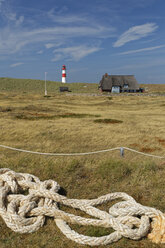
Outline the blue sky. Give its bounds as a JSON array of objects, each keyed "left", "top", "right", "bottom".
[{"left": 0, "top": 0, "right": 165, "bottom": 83}]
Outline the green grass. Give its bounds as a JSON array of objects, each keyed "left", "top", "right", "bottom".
[
  {"left": 0, "top": 77, "right": 98, "bottom": 94},
  {"left": 0, "top": 77, "right": 165, "bottom": 95}
]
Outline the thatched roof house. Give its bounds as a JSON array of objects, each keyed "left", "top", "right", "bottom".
[{"left": 99, "top": 74, "right": 139, "bottom": 93}]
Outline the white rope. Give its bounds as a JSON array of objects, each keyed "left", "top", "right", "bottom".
[
  {"left": 123, "top": 147, "right": 165, "bottom": 159},
  {"left": 0, "top": 144, "right": 120, "bottom": 156},
  {"left": 0, "top": 144, "right": 164, "bottom": 159},
  {"left": 0, "top": 168, "right": 164, "bottom": 246}
]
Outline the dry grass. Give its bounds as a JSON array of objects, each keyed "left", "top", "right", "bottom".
[
  {"left": 141, "top": 83, "right": 165, "bottom": 94},
  {"left": 0, "top": 81, "right": 165, "bottom": 248}
]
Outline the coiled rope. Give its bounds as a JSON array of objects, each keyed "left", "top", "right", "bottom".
[
  {"left": 0, "top": 168, "right": 165, "bottom": 246},
  {"left": 0, "top": 144, "right": 165, "bottom": 158}
]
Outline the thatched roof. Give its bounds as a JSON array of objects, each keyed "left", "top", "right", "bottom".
[{"left": 99, "top": 74, "right": 139, "bottom": 91}]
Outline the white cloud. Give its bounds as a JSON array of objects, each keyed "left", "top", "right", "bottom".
[
  {"left": 45, "top": 43, "right": 56, "bottom": 49},
  {"left": 26, "top": 26, "right": 111, "bottom": 38},
  {"left": 45, "top": 42, "right": 63, "bottom": 49},
  {"left": 119, "top": 44, "right": 165, "bottom": 55},
  {"left": 1, "top": 3, "right": 24, "bottom": 26},
  {"left": 10, "top": 62, "right": 24, "bottom": 67},
  {"left": 15, "top": 15, "right": 24, "bottom": 26},
  {"left": 4, "top": 11, "right": 17, "bottom": 21},
  {"left": 0, "top": 4, "right": 115, "bottom": 63},
  {"left": 54, "top": 15, "right": 87, "bottom": 23},
  {"left": 37, "top": 50, "right": 43, "bottom": 54},
  {"left": 0, "top": 24, "right": 112, "bottom": 55},
  {"left": 52, "top": 45, "right": 102, "bottom": 61},
  {"left": 114, "top": 23, "right": 158, "bottom": 47},
  {"left": 51, "top": 54, "right": 63, "bottom": 62},
  {"left": 47, "top": 8, "right": 87, "bottom": 24}
]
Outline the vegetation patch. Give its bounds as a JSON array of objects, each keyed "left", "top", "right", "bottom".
[
  {"left": 94, "top": 118, "right": 123, "bottom": 124},
  {"left": 97, "top": 160, "right": 132, "bottom": 181},
  {"left": 140, "top": 147, "right": 160, "bottom": 153},
  {"left": 44, "top": 95, "right": 51, "bottom": 98},
  {"left": 0, "top": 107, "right": 12, "bottom": 112},
  {"left": 15, "top": 112, "right": 100, "bottom": 120},
  {"left": 84, "top": 226, "right": 112, "bottom": 237},
  {"left": 107, "top": 96, "right": 113, "bottom": 100},
  {"left": 129, "top": 143, "right": 140, "bottom": 148},
  {"left": 156, "top": 138, "right": 165, "bottom": 147},
  {"left": 22, "top": 105, "right": 52, "bottom": 112}
]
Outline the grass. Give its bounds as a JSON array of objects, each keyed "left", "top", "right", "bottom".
[
  {"left": 0, "top": 78, "right": 165, "bottom": 248},
  {"left": 0, "top": 77, "right": 99, "bottom": 94},
  {"left": 0, "top": 77, "right": 165, "bottom": 94}
]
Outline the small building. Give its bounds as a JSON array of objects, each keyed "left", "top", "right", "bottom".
[
  {"left": 99, "top": 73, "right": 140, "bottom": 93},
  {"left": 59, "top": 86, "right": 71, "bottom": 92}
]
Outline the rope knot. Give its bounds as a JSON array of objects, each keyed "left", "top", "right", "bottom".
[
  {"left": 148, "top": 214, "right": 165, "bottom": 243},
  {"left": 0, "top": 168, "right": 164, "bottom": 246}
]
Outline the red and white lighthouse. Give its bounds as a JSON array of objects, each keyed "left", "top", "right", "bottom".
[{"left": 62, "top": 65, "right": 66, "bottom": 83}]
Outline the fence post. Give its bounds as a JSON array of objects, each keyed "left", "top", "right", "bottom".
[{"left": 120, "top": 147, "right": 124, "bottom": 157}]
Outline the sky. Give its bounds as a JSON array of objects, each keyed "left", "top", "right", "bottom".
[{"left": 0, "top": 0, "right": 165, "bottom": 84}]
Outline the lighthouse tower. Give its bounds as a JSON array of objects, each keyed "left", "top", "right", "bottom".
[{"left": 62, "top": 65, "right": 66, "bottom": 83}]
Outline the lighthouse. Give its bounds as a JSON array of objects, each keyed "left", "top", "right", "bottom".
[{"left": 62, "top": 65, "right": 66, "bottom": 83}]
